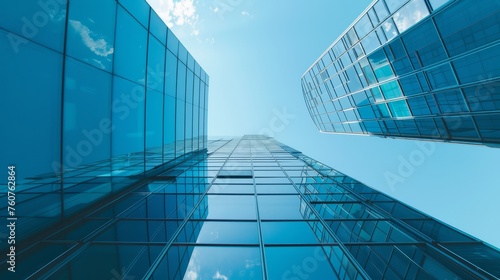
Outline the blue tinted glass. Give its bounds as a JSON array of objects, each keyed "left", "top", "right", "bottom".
[
  {"left": 385, "top": 0, "right": 406, "bottom": 13},
  {"left": 402, "top": 20, "right": 446, "bottom": 69},
  {"left": 393, "top": 0, "right": 429, "bottom": 33},
  {"left": 146, "top": 90, "right": 163, "bottom": 151},
  {"left": 118, "top": 0, "right": 150, "bottom": 27},
  {"left": 165, "top": 50, "right": 178, "bottom": 98},
  {"left": 193, "top": 221, "right": 259, "bottom": 244},
  {"left": 150, "top": 9, "right": 167, "bottom": 44},
  {"left": 147, "top": 35, "right": 165, "bottom": 91},
  {"left": 67, "top": 0, "right": 115, "bottom": 71},
  {"left": 265, "top": 246, "right": 352, "bottom": 279},
  {"left": 114, "top": 6, "right": 147, "bottom": 84},
  {"left": 186, "top": 70, "right": 194, "bottom": 104},
  {"left": 112, "top": 76, "right": 145, "bottom": 157},
  {"left": 258, "top": 195, "right": 307, "bottom": 219},
  {"left": 361, "top": 31, "right": 381, "bottom": 55},
  {"left": 377, "top": 104, "right": 391, "bottom": 117},
  {"left": 388, "top": 100, "right": 411, "bottom": 117},
  {"left": 0, "top": 32, "right": 62, "bottom": 179},
  {"left": 374, "top": 1, "right": 390, "bottom": 21},
  {"left": 369, "top": 49, "right": 394, "bottom": 81},
  {"left": 474, "top": 114, "right": 500, "bottom": 141},
  {"left": 429, "top": 0, "right": 450, "bottom": 10},
  {"left": 177, "top": 62, "right": 187, "bottom": 101},
  {"left": 64, "top": 57, "right": 112, "bottom": 166},
  {"left": 204, "top": 195, "right": 257, "bottom": 219},
  {"left": 166, "top": 29, "right": 179, "bottom": 55},
  {"left": 155, "top": 246, "right": 263, "bottom": 279},
  {"left": 262, "top": 222, "right": 319, "bottom": 244},
  {"left": 355, "top": 14, "right": 372, "bottom": 38},
  {"left": 463, "top": 82, "right": 500, "bottom": 112},
  {"left": 0, "top": 0, "right": 67, "bottom": 52},
  {"left": 443, "top": 116, "right": 480, "bottom": 140},
  {"left": 435, "top": 90, "right": 468, "bottom": 113},
  {"left": 380, "top": 81, "right": 402, "bottom": 99},
  {"left": 453, "top": 44, "right": 500, "bottom": 84},
  {"left": 164, "top": 95, "right": 176, "bottom": 160},
  {"left": 399, "top": 75, "right": 422, "bottom": 96},
  {"left": 426, "top": 63, "right": 457, "bottom": 89},
  {"left": 178, "top": 43, "right": 188, "bottom": 65},
  {"left": 175, "top": 96, "right": 185, "bottom": 153},
  {"left": 407, "top": 97, "right": 431, "bottom": 116}
]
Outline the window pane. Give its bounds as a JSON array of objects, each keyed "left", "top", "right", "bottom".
[
  {"left": 64, "top": 57, "right": 112, "bottom": 166},
  {"left": 67, "top": 0, "right": 115, "bottom": 71},
  {"left": 114, "top": 6, "right": 147, "bottom": 84},
  {"left": 388, "top": 100, "right": 411, "bottom": 117},
  {"left": 393, "top": 0, "right": 429, "bottom": 33},
  {"left": 147, "top": 36, "right": 165, "bottom": 91},
  {"left": 0, "top": 0, "right": 67, "bottom": 51}
]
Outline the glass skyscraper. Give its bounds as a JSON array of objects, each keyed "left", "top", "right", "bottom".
[
  {"left": 1, "top": 135, "right": 498, "bottom": 279},
  {"left": 301, "top": 0, "right": 500, "bottom": 146},
  {"left": 0, "top": 0, "right": 208, "bottom": 252}
]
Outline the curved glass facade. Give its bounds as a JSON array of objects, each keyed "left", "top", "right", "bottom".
[
  {"left": 302, "top": 0, "right": 500, "bottom": 146},
  {"left": 0, "top": 0, "right": 208, "bottom": 248}
]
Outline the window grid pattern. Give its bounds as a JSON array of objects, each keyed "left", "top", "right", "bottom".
[
  {"left": 2, "top": 136, "right": 498, "bottom": 279},
  {"left": 0, "top": 0, "right": 208, "bottom": 251},
  {"left": 301, "top": 0, "right": 500, "bottom": 146}
]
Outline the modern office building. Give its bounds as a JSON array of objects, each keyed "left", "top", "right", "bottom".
[
  {"left": 0, "top": 135, "right": 498, "bottom": 279},
  {"left": 0, "top": 0, "right": 208, "bottom": 251},
  {"left": 301, "top": 0, "right": 500, "bottom": 146}
]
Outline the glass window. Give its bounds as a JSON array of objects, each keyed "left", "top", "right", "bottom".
[
  {"left": 380, "top": 81, "right": 402, "bottom": 99},
  {"left": 359, "top": 59, "right": 377, "bottom": 85},
  {"left": 191, "top": 221, "right": 259, "bottom": 244},
  {"left": 146, "top": 90, "right": 163, "bottom": 151},
  {"left": 355, "top": 14, "right": 373, "bottom": 38},
  {"left": 150, "top": 10, "right": 167, "bottom": 44},
  {"left": 474, "top": 114, "right": 500, "bottom": 141},
  {"left": 0, "top": 32, "right": 63, "bottom": 180},
  {"left": 381, "top": 18, "right": 398, "bottom": 41},
  {"left": 204, "top": 195, "right": 257, "bottom": 220},
  {"left": 429, "top": 0, "right": 450, "bottom": 10},
  {"left": 66, "top": 0, "right": 116, "bottom": 72},
  {"left": 345, "top": 66, "right": 362, "bottom": 92},
  {"left": 371, "top": 87, "right": 384, "bottom": 102},
  {"left": 377, "top": 104, "right": 391, "bottom": 118},
  {"left": 402, "top": 20, "right": 446, "bottom": 69},
  {"left": 393, "top": 0, "right": 429, "bottom": 33},
  {"left": 114, "top": 6, "right": 147, "bottom": 84},
  {"left": 265, "top": 246, "right": 354, "bottom": 279},
  {"left": 361, "top": 31, "right": 381, "bottom": 55},
  {"left": 399, "top": 75, "right": 422, "bottom": 96},
  {"left": 434, "top": 90, "right": 468, "bottom": 113},
  {"left": 453, "top": 45, "right": 500, "bottom": 84},
  {"left": 353, "top": 91, "right": 370, "bottom": 106},
  {"left": 258, "top": 195, "right": 306, "bottom": 219},
  {"left": 147, "top": 35, "right": 165, "bottom": 91},
  {"left": 165, "top": 50, "right": 178, "bottom": 98},
  {"left": 166, "top": 29, "right": 179, "bottom": 55},
  {"left": 358, "top": 106, "right": 376, "bottom": 120},
  {"left": 385, "top": 0, "right": 407, "bottom": 13},
  {"left": 374, "top": 0, "right": 390, "bottom": 21},
  {"left": 463, "top": 82, "right": 500, "bottom": 112},
  {"left": 64, "top": 57, "right": 112, "bottom": 166},
  {"left": 368, "top": 49, "right": 394, "bottom": 81},
  {"left": 112, "top": 76, "right": 145, "bottom": 157},
  {"left": 262, "top": 222, "right": 319, "bottom": 244},
  {"left": 443, "top": 116, "right": 480, "bottom": 140},
  {"left": 118, "top": 0, "right": 150, "bottom": 27},
  {"left": 388, "top": 100, "right": 411, "bottom": 117},
  {"left": 407, "top": 96, "right": 431, "bottom": 116},
  {"left": 426, "top": 63, "right": 457, "bottom": 90},
  {"left": 155, "top": 246, "right": 263, "bottom": 279},
  {"left": 164, "top": 95, "right": 176, "bottom": 160},
  {"left": 0, "top": 0, "right": 67, "bottom": 52}
]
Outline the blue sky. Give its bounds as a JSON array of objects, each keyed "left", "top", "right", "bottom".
[{"left": 147, "top": 0, "right": 500, "bottom": 248}]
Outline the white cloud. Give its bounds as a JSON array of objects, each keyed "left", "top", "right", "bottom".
[
  {"left": 213, "top": 271, "right": 229, "bottom": 280},
  {"left": 148, "top": 0, "right": 200, "bottom": 35},
  {"left": 241, "top": 11, "right": 250, "bottom": 16},
  {"left": 68, "top": 20, "right": 114, "bottom": 58}
]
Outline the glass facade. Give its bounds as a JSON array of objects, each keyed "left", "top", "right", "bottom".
[
  {"left": 1, "top": 136, "right": 499, "bottom": 279},
  {"left": 301, "top": 0, "right": 500, "bottom": 147},
  {"left": 0, "top": 0, "right": 208, "bottom": 249}
]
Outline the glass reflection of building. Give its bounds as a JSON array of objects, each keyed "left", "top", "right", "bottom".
[
  {"left": 301, "top": 0, "right": 500, "bottom": 147},
  {"left": 2, "top": 136, "right": 499, "bottom": 279}
]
